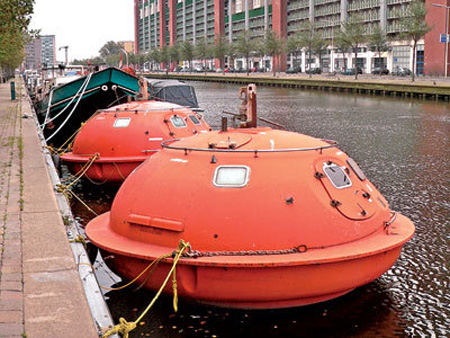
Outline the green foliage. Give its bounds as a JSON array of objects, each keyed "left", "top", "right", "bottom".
[
  {"left": 253, "top": 37, "right": 266, "bottom": 59},
  {"left": 264, "top": 30, "right": 285, "bottom": 76},
  {"left": 286, "top": 33, "right": 301, "bottom": 55},
  {"left": 195, "top": 38, "right": 212, "bottom": 62},
  {"left": 148, "top": 48, "right": 161, "bottom": 64},
  {"left": 129, "top": 53, "right": 146, "bottom": 68},
  {"left": 213, "top": 35, "right": 229, "bottom": 70},
  {"left": 234, "top": 31, "right": 255, "bottom": 73},
  {"left": 180, "top": 40, "right": 194, "bottom": 69},
  {"left": 0, "top": 0, "right": 35, "bottom": 70},
  {"left": 169, "top": 44, "right": 180, "bottom": 64},
  {"left": 336, "top": 15, "right": 367, "bottom": 79},
  {"left": 368, "top": 26, "right": 390, "bottom": 57},
  {"left": 99, "top": 41, "right": 121, "bottom": 58},
  {"left": 399, "top": 0, "right": 431, "bottom": 81},
  {"left": 399, "top": 0, "right": 431, "bottom": 42}
]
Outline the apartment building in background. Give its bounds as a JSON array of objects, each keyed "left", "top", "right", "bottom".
[
  {"left": 134, "top": 0, "right": 449, "bottom": 75},
  {"left": 24, "top": 35, "right": 56, "bottom": 70}
]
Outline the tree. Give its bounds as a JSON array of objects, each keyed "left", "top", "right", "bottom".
[
  {"left": 99, "top": 41, "right": 121, "bottom": 58},
  {"left": 129, "top": 52, "right": 145, "bottom": 70},
  {"left": 169, "top": 43, "right": 180, "bottom": 71},
  {"left": 0, "top": 0, "right": 36, "bottom": 79},
  {"left": 264, "top": 30, "right": 285, "bottom": 77},
  {"left": 334, "top": 30, "right": 351, "bottom": 72},
  {"left": 313, "top": 35, "right": 328, "bottom": 73},
  {"left": 253, "top": 37, "right": 266, "bottom": 71},
  {"left": 235, "top": 31, "right": 255, "bottom": 75},
  {"left": 227, "top": 41, "right": 238, "bottom": 71},
  {"left": 368, "top": 26, "right": 390, "bottom": 72},
  {"left": 160, "top": 45, "right": 170, "bottom": 75},
  {"left": 298, "top": 22, "right": 328, "bottom": 77},
  {"left": 180, "top": 40, "right": 194, "bottom": 72},
  {"left": 336, "top": 15, "right": 367, "bottom": 79},
  {"left": 399, "top": 0, "right": 431, "bottom": 82},
  {"left": 213, "top": 35, "right": 229, "bottom": 74},
  {"left": 195, "top": 37, "right": 212, "bottom": 74},
  {"left": 286, "top": 33, "right": 302, "bottom": 70},
  {"left": 148, "top": 48, "right": 161, "bottom": 71}
]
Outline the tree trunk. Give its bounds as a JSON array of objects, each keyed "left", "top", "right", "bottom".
[
  {"left": 411, "top": 41, "right": 416, "bottom": 82},
  {"left": 246, "top": 55, "right": 250, "bottom": 76},
  {"left": 308, "top": 51, "right": 312, "bottom": 78},
  {"left": 272, "top": 56, "right": 276, "bottom": 77},
  {"left": 354, "top": 50, "right": 358, "bottom": 80}
]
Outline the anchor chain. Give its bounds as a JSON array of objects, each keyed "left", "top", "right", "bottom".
[{"left": 183, "top": 244, "right": 308, "bottom": 258}]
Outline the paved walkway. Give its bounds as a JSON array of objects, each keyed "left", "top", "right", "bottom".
[{"left": 0, "top": 79, "right": 98, "bottom": 337}]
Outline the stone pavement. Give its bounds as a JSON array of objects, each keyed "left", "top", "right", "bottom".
[{"left": 0, "top": 79, "right": 98, "bottom": 337}]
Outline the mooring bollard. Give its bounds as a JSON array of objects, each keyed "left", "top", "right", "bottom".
[{"left": 10, "top": 81, "right": 16, "bottom": 100}]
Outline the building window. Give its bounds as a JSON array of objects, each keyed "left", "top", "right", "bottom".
[{"left": 392, "top": 45, "right": 410, "bottom": 70}]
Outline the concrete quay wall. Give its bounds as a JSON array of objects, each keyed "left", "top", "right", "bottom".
[
  {"left": 144, "top": 72, "right": 450, "bottom": 101},
  {"left": 0, "top": 79, "right": 113, "bottom": 338}
]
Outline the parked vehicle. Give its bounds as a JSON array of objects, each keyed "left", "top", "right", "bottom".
[
  {"left": 341, "top": 68, "right": 363, "bottom": 75},
  {"left": 305, "top": 67, "right": 322, "bottom": 74},
  {"left": 195, "top": 66, "right": 206, "bottom": 73},
  {"left": 286, "top": 66, "right": 301, "bottom": 74},
  {"left": 391, "top": 67, "right": 412, "bottom": 77},
  {"left": 372, "top": 67, "right": 389, "bottom": 75},
  {"left": 251, "top": 67, "right": 266, "bottom": 73}
]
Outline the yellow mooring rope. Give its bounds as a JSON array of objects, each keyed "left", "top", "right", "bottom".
[
  {"left": 55, "top": 153, "right": 100, "bottom": 216},
  {"left": 102, "top": 240, "right": 190, "bottom": 338}
]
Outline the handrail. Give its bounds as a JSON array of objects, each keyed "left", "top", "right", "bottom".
[{"left": 161, "top": 138, "right": 338, "bottom": 153}]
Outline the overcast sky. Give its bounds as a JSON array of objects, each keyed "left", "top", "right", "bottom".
[{"left": 30, "top": 0, "right": 134, "bottom": 62}]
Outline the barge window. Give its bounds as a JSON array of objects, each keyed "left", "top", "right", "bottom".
[
  {"left": 113, "top": 117, "right": 131, "bottom": 128},
  {"left": 170, "top": 115, "right": 187, "bottom": 128},
  {"left": 323, "top": 163, "right": 352, "bottom": 189},
  {"left": 188, "top": 114, "right": 201, "bottom": 125},
  {"left": 213, "top": 166, "right": 250, "bottom": 188}
]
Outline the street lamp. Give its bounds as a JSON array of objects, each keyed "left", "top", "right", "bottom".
[
  {"left": 121, "top": 48, "right": 129, "bottom": 67},
  {"left": 59, "top": 46, "right": 69, "bottom": 65},
  {"left": 432, "top": 3, "right": 450, "bottom": 78}
]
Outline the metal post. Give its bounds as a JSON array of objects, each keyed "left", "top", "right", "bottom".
[
  {"left": 121, "top": 48, "right": 129, "bottom": 67},
  {"left": 10, "top": 81, "right": 15, "bottom": 100}
]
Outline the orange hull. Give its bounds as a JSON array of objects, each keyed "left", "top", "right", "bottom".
[
  {"left": 86, "top": 128, "right": 415, "bottom": 308},
  {"left": 61, "top": 100, "right": 210, "bottom": 183},
  {"left": 90, "top": 213, "right": 413, "bottom": 309}
]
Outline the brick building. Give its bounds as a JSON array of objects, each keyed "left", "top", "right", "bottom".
[{"left": 134, "top": 0, "right": 446, "bottom": 75}]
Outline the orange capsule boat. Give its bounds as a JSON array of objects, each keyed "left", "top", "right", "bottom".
[
  {"left": 86, "top": 85, "right": 414, "bottom": 309},
  {"left": 60, "top": 101, "right": 210, "bottom": 183}
]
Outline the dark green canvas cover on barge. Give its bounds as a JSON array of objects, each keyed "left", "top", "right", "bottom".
[{"left": 146, "top": 79, "right": 199, "bottom": 108}]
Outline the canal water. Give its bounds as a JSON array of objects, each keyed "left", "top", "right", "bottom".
[{"left": 72, "top": 82, "right": 449, "bottom": 337}]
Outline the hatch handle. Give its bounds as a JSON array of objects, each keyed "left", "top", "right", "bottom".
[{"left": 128, "top": 214, "right": 185, "bottom": 232}]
